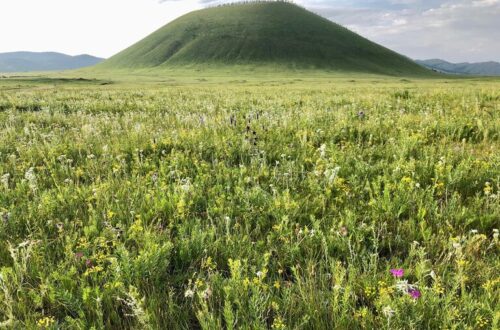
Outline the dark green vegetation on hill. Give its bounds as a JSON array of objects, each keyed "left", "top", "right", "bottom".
[
  {"left": 99, "top": 2, "right": 430, "bottom": 76},
  {"left": 0, "top": 75, "right": 498, "bottom": 329},
  {"left": 0, "top": 52, "right": 104, "bottom": 73}
]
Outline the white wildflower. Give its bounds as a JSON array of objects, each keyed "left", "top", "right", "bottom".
[
  {"left": 151, "top": 172, "right": 158, "bottom": 184},
  {"left": 184, "top": 289, "right": 195, "bottom": 298},
  {"left": 18, "top": 240, "right": 32, "bottom": 248},
  {"left": 180, "top": 179, "right": 192, "bottom": 193},
  {"left": 325, "top": 166, "right": 341, "bottom": 184},
  {"left": 1, "top": 173, "right": 10, "bottom": 189},
  {"left": 318, "top": 144, "right": 327, "bottom": 158},
  {"left": 382, "top": 306, "right": 395, "bottom": 318},
  {"left": 24, "top": 167, "right": 37, "bottom": 192},
  {"left": 395, "top": 280, "right": 410, "bottom": 293}
]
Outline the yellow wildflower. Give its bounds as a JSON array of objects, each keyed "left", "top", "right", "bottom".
[
  {"left": 271, "top": 316, "right": 286, "bottom": 330},
  {"left": 37, "top": 316, "right": 55, "bottom": 328}
]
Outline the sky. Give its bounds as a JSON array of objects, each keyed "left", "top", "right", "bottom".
[{"left": 0, "top": 0, "right": 498, "bottom": 63}]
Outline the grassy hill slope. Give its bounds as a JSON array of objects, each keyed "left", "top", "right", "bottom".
[{"left": 98, "top": 2, "right": 431, "bottom": 76}]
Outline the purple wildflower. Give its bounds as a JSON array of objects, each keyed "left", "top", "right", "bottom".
[
  {"left": 408, "top": 288, "right": 421, "bottom": 299},
  {"left": 390, "top": 269, "right": 404, "bottom": 278}
]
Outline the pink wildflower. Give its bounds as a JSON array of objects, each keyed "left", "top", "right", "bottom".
[
  {"left": 390, "top": 268, "right": 404, "bottom": 278},
  {"left": 408, "top": 288, "right": 421, "bottom": 299}
]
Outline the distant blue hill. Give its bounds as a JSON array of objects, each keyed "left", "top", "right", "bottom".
[
  {"left": 416, "top": 59, "right": 500, "bottom": 76},
  {"left": 0, "top": 51, "right": 104, "bottom": 73}
]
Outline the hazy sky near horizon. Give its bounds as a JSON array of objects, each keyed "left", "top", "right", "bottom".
[{"left": 0, "top": 0, "right": 498, "bottom": 62}]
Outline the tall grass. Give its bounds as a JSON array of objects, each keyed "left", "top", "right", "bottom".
[{"left": 0, "top": 79, "right": 498, "bottom": 329}]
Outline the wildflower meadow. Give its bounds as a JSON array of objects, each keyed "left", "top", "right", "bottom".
[{"left": 0, "top": 77, "right": 499, "bottom": 329}]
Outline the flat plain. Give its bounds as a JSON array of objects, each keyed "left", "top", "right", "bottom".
[{"left": 0, "top": 73, "right": 499, "bottom": 329}]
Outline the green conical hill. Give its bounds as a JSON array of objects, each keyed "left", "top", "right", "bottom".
[{"left": 99, "top": 1, "right": 430, "bottom": 75}]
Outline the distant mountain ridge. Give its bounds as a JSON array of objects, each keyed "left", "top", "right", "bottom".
[
  {"left": 0, "top": 52, "right": 104, "bottom": 73},
  {"left": 416, "top": 59, "right": 500, "bottom": 76}
]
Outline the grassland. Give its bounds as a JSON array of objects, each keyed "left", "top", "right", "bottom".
[
  {"left": 98, "top": 2, "right": 429, "bottom": 76},
  {"left": 0, "top": 74, "right": 499, "bottom": 329}
]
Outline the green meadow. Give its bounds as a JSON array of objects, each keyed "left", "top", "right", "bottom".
[{"left": 0, "top": 73, "right": 499, "bottom": 329}]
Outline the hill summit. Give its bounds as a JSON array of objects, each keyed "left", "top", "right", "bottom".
[{"left": 100, "top": 1, "right": 430, "bottom": 75}]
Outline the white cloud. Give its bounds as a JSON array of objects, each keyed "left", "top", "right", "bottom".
[
  {"left": 0, "top": 0, "right": 498, "bottom": 62},
  {"left": 303, "top": 0, "right": 500, "bottom": 62},
  {"left": 0, "top": 0, "right": 202, "bottom": 58}
]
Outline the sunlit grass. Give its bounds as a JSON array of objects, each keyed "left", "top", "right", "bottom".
[{"left": 0, "top": 76, "right": 499, "bottom": 329}]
